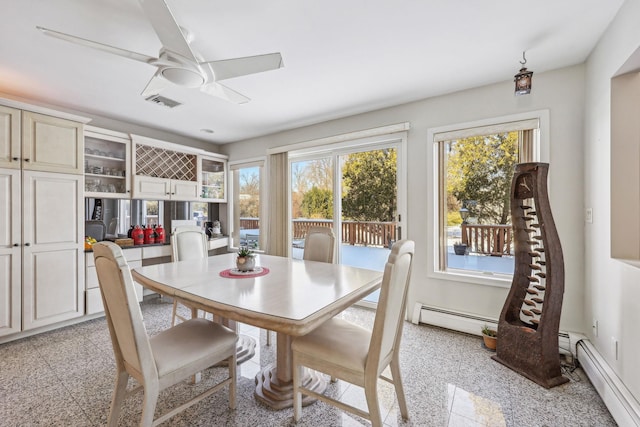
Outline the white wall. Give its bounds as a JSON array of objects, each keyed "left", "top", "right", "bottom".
[
  {"left": 584, "top": 0, "right": 640, "bottom": 402},
  {"left": 222, "top": 63, "right": 587, "bottom": 333}
]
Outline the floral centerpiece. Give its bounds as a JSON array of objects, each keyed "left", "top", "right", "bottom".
[{"left": 236, "top": 246, "right": 256, "bottom": 271}]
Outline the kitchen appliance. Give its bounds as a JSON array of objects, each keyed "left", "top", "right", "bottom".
[{"left": 85, "top": 220, "right": 106, "bottom": 241}]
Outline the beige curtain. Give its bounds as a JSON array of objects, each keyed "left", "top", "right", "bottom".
[
  {"left": 518, "top": 129, "right": 534, "bottom": 162},
  {"left": 267, "top": 152, "right": 289, "bottom": 256}
]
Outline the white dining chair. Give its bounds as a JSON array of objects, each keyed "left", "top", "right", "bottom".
[
  {"left": 170, "top": 225, "right": 210, "bottom": 325},
  {"left": 92, "top": 241, "right": 237, "bottom": 427},
  {"left": 291, "top": 239, "right": 415, "bottom": 427},
  {"left": 265, "top": 226, "right": 336, "bottom": 345},
  {"left": 302, "top": 226, "right": 335, "bottom": 263}
]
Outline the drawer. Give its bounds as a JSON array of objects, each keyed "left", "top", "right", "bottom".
[
  {"left": 208, "top": 237, "right": 229, "bottom": 250},
  {"left": 125, "top": 247, "right": 142, "bottom": 261},
  {"left": 86, "top": 246, "right": 142, "bottom": 263},
  {"left": 142, "top": 245, "right": 171, "bottom": 259},
  {"left": 86, "top": 265, "right": 98, "bottom": 289},
  {"left": 86, "top": 288, "right": 104, "bottom": 314}
]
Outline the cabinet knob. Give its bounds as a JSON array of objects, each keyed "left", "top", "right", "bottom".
[
  {"left": 13, "top": 243, "right": 19, "bottom": 247},
  {"left": 24, "top": 158, "right": 30, "bottom": 162},
  {"left": 24, "top": 243, "right": 31, "bottom": 247},
  {"left": 12, "top": 157, "right": 19, "bottom": 161}
]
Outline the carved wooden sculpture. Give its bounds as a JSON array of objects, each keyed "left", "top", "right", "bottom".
[{"left": 492, "top": 163, "right": 568, "bottom": 388}]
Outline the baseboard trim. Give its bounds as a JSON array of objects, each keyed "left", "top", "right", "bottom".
[{"left": 577, "top": 340, "right": 640, "bottom": 427}]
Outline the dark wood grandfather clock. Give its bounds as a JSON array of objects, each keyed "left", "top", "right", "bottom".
[{"left": 492, "top": 162, "right": 568, "bottom": 388}]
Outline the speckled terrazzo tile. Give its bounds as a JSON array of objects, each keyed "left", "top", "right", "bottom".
[
  {"left": 447, "top": 411, "right": 485, "bottom": 427},
  {"left": 448, "top": 385, "right": 508, "bottom": 427},
  {"left": 1, "top": 379, "right": 92, "bottom": 426},
  {"left": 506, "top": 372, "right": 604, "bottom": 427},
  {"left": 0, "top": 303, "right": 617, "bottom": 426},
  {"left": 0, "top": 346, "right": 58, "bottom": 395}
]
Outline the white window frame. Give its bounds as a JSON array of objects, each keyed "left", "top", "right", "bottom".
[
  {"left": 228, "top": 157, "right": 267, "bottom": 252},
  {"left": 287, "top": 132, "right": 408, "bottom": 263},
  {"left": 428, "top": 110, "right": 550, "bottom": 288}
]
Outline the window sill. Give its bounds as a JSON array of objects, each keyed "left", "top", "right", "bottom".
[{"left": 429, "top": 269, "right": 512, "bottom": 288}]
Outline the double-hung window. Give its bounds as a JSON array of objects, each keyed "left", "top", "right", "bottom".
[{"left": 434, "top": 116, "right": 542, "bottom": 280}]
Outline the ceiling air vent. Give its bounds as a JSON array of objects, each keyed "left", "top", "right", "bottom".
[{"left": 145, "top": 95, "right": 182, "bottom": 109}]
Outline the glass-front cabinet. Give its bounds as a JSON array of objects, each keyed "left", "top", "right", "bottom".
[
  {"left": 84, "top": 126, "right": 130, "bottom": 198},
  {"left": 199, "top": 155, "right": 226, "bottom": 202}
]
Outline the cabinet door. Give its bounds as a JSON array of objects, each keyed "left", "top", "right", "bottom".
[
  {"left": 200, "top": 156, "right": 226, "bottom": 202},
  {"left": 0, "top": 169, "right": 21, "bottom": 336},
  {"left": 0, "top": 105, "right": 21, "bottom": 169},
  {"left": 171, "top": 179, "right": 199, "bottom": 200},
  {"left": 84, "top": 127, "right": 131, "bottom": 198},
  {"left": 22, "top": 171, "right": 84, "bottom": 330},
  {"left": 132, "top": 175, "right": 172, "bottom": 200},
  {"left": 22, "top": 111, "right": 83, "bottom": 174}
]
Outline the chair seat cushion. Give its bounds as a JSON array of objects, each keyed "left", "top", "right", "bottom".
[
  {"left": 150, "top": 318, "right": 237, "bottom": 378},
  {"left": 292, "top": 317, "right": 371, "bottom": 374}
]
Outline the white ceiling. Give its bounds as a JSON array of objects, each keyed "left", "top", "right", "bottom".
[{"left": 0, "top": 0, "right": 625, "bottom": 144}]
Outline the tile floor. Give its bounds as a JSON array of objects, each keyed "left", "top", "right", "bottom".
[{"left": 0, "top": 296, "right": 616, "bottom": 426}]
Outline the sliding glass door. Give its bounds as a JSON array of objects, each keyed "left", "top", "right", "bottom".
[{"left": 289, "top": 138, "right": 403, "bottom": 306}]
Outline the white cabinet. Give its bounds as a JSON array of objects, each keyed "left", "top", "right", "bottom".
[
  {"left": 84, "top": 126, "right": 131, "bottom": 198},
  {"left": 21, "top": 171, "right": 85, "bottom": 330},
  {"left": 0, "top": 169, "right": 21, "bottom": 336},
  {"left": 132, "top": 175, "right": 199, "bottom": 200},
  {"left": 199, "top": 155, "right": 226, "bottom": 202},
  {"left": 1, "top": 108, "right": 83, "bottom": 174},
  {"left": 0, "top": 105, "right": 20, "bottom": 169},
  {"left": 131, "top": 134, "right": 227, "bottom": 202},
  {"left": 22, "top": 111, "right": 84, "bottom": 175},
  {"left": 0, "top": 100, "right": 87, "bottom": 337}
]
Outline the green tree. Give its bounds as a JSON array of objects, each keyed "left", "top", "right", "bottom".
[
  {"left": 239, "top": 169, "right": 260, "bottom": 218},
  {"left": 300, "top": 187, "right": 333, "bottom": 219},
  {"left": 342, "top": 149, "right": 397, "bottom": 221},
  {"left": 447, "top": 132, "right": 518, "bottom": 224}
]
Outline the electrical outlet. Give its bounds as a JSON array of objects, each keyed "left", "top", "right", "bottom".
[
  {"left": 585, "top": 208, "right": 593, "bottom": 223},
  {"left": 592, "top": 319, "right": 598, "bottom": 337}
]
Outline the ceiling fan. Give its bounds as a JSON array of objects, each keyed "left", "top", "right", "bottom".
[{"left": 36, "top": 0, "right": 283, "bottom": 104}]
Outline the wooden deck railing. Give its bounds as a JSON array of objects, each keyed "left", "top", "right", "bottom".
[
  {"left": 239, "top": 218, "right": 397, "bottom": 248},
  {"left": 461, "top": 224, "right": 513, "bottom": 256},
  {"left": 239, "top": 218, "right": 260, "bottom": 229}
]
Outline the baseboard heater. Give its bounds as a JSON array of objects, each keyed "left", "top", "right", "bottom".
[
  {"left": 412, "top": 303, "right": 640, "bottom": 426},
  {"left": 577, "top": 340, "right": 640, "bottom": 427},
  {"left": 410, "top": 303, "right": 569, "bottom": 352}
]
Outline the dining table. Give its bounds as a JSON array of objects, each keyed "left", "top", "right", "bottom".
[{"left": 131, "top": 252, "right": 383, "bottom": 409}]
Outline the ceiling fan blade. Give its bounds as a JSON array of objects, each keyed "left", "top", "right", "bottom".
[
  {"left": 36, "top": 26, "right": 156, "bottom": 63},
  {"left": 141, "top": 71, "right": 171, "bottom": 97},
  {"left": 205, "top": 53, "right": 284, "bottom": 81},
  {"left": 138, "top": 0, "right": 197, "bottom": 62},
  {"left": 201, "top": 82, "right": 250, "bottom": 104}
]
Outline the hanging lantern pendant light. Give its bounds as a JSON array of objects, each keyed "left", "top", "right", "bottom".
[{"left": 514, "top": 51, "right": 533, "bottom": 96}]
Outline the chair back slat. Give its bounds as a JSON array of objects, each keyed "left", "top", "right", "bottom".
[{"left": 368, "top": 240, "right": 414, "bottom": 375}]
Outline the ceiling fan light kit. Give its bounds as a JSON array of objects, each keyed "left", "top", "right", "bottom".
[{"left": 37, "top": 0, "right": 283, "bottom": 104}]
